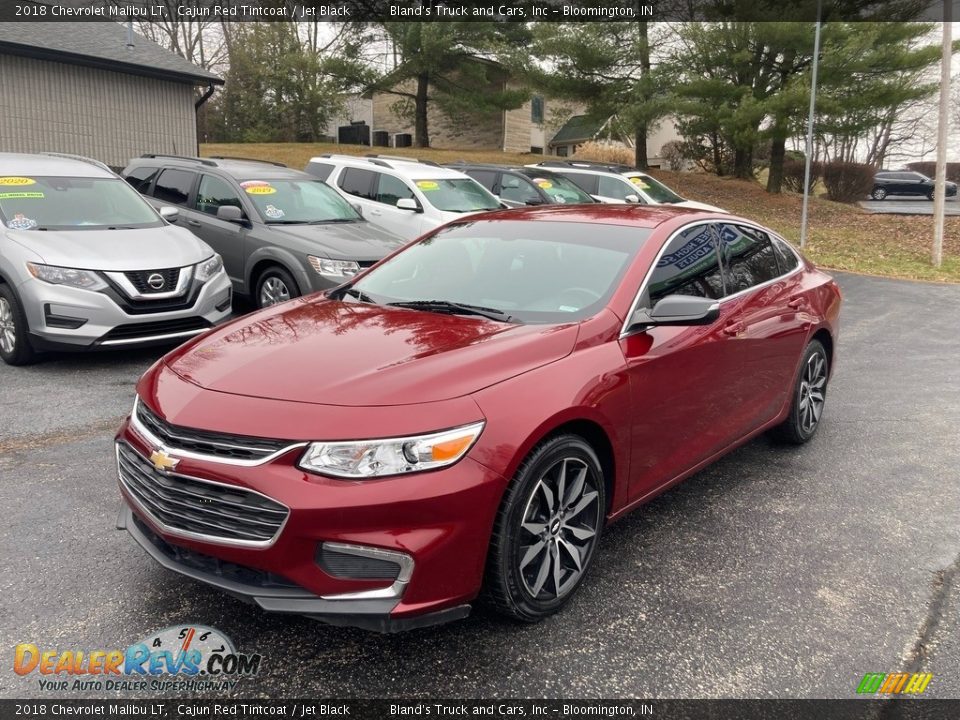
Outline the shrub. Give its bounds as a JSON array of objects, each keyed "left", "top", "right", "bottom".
[
  {"left": 822, "top": 161, "right": 875, "bottom": 203},
  {"left": 660, "top": 140, "right": 687, "bottom": 171},
  {"left": 782, "top": 157, "right": 823, "bottom": 194},
  {"left": 572, "top": 141, "right": 635, "bottom": 167}
]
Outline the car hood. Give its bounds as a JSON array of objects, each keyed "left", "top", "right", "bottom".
[
  {"left": 263, "top": 221, "right": 405, "bottom": 261},
  {"left": 165, "top": 298, "right": 579, "bottom": 406},
  {"left": 4, "top": 224, "right": 211, "bottom": 271}
]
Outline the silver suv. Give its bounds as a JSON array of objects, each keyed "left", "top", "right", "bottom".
[{"left": 0, "top": 153, "right": 231, "bottom": 366}]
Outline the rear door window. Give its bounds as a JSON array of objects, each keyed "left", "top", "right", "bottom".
[
  {"left": 305, "top": 161, "right": 335, "bottom": 181},
  {"left": 337, "top": 167, "right": 376, "bottom": 200},
  {"left": 464, "top": 170, "right": 498, "bottom": 193},
  {"left": 153, "top": 168, "right": 196, "bottom": 206},
  {"left": 717, "top": 224, "right": 781, "bottom": 295},
  {"left": 562, "top": 172, "right": 598, "bottom": 196},
  {"left": 124, "top": 166, "right": 158, "bottom": 194}
]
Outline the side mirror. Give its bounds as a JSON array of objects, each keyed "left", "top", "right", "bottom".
[
  {"left": 216, "top": 205, "right": 244, "bottom": 223},
  {"left": 159, "top": 206, "right": 179, "bottom": 222},
  {"left": 628, "top": 295, "right": 720, "bottom": 331},
  {"left": 524, "top": 198, "right": 545, "bottom": 206},
  {"left": 624, "top": 194, "right": 641, "bottom": 204},
  {"left": 396, "top": 198, "right": 421, "bottom": 212}
]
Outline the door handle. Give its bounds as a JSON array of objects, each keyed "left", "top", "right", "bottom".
[
  {"left": 723, "top": 322, "right": 745, "bottom": 336},
  {"left": 186, "top": 219, "right": 202, "bottom": 227},
  {"left": 788, "top": 297, "right": 807, "bottom": 309}
]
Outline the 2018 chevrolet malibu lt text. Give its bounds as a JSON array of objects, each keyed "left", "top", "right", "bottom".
[{"left": 116, "top": 205, "right": 841, "bottom": 632}]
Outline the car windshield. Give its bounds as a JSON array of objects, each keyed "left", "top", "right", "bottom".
[
  {"left": 348, "top": 220, "right": 648, "bottom": 323},
  {"left": 626, "top": 174, "right": 685, "bottom": 204},
  {"left": 521, "top": 172, "right": 595, "bottom": 204},
  {"left": 414, "top": 178, "right": 501, "bottom": 213},
  {"left": 239, "top": 178, "right": 360, "bottom": 224},
  {"left": 0, "top": 176, "right": 162, "bottom": 231}
]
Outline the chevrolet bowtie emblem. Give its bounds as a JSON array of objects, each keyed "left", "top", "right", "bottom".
[{"left": 149, "top": 449, "right": 179, "bottom": 472}]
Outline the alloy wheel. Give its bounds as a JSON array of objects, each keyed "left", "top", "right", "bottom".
[
  {"left": 517, "top": 457, "right": 601, "bottom": 601},
  {"left": 0, "top": 297, "right": 16, "bottom": 354},
  {"left": 798, "top": 351, "right": 827, "bottom": 434},
  {"left": 259, "top": 277, "right": 291, "bottom": 307}
]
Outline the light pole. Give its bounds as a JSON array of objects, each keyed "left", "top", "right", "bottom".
[
  {"left": 931, "top": 2, "right": 952, "bottom": 268},
  {"left": 799, "top": 0, "right": 822, "bottom": 249}
]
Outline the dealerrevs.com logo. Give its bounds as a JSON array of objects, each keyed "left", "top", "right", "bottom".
[{"left": 14, "top": 625, "right": 262, "bottom": 693}]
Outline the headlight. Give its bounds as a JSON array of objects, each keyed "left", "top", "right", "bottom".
[
  {"left": 26, "top": 262, "right": 106, "bottom": 291},
  {"left": 298, "top": 422, "right": 485, "bottom": 479},
  {"left": 308, "top": 256, "right": 360, "bottom": 278},
  {"left": 195, "top": 254, "right": 223, "bottom": 282}
]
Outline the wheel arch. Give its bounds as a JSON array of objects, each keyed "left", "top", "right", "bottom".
[
  {"left": 811, "top": 327, "right": 834, "bottom": 370},
  {"left": 246, "top": 249, "right": 307, "bottom": 298}
]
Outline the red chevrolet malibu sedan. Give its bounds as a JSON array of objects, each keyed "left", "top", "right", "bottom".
[{"left": 116, "top": 205, "right": 841, "bottom": 631}]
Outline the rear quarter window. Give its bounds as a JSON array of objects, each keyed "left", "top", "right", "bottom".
[
  {"left": 153, "top": 168, "right": 196, "bottom": 206},
  {"left": 124, "top": 166, "right": 158, "bottom": 194},
  {"left": 305, "top": 161, "right": 335, "bottom": 182}
]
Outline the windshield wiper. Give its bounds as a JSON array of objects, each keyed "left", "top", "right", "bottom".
[
  {"left": 387, "top": 300, "right": 516, "bottom": 323},
  {"left": 306, "top": 218, "right": 358, "bottom": 225}
]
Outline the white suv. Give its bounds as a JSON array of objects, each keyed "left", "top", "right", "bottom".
[
  {"left": 306, "top": 155, "right": 502, "bottom": 240},
  {"left": 527, "top": 160, "right": 726, "bottom": 212}
]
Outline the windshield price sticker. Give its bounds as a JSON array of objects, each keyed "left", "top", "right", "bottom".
[
  {"left": 0, "top": 176, "right": 36, "bottom": 186},
  {"left": 416, "top": 181, "right": 440, "bottom": 191}
]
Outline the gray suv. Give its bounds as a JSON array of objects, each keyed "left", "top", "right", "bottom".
[
  {"left": 0, "top": 152, "right": 231, "bottom": 366},
  {"left": 123, "top": 156, "right": 404, "bottom": 308}
]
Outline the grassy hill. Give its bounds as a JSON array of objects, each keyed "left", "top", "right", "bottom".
[{"left": 202, "top": 143, "right": 960, "bottom": 283}]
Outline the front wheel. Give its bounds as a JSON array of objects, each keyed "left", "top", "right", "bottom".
[
  {"left": 0, "top": 284, "right": 37, "bottom": 366},
  {"left": 871, "top": 187, "right": 887, "bottom": 200},
  {"left": 255, "top": 266, "right": 300, "bottom": 309},
  {"left": 771, "top": 339, "right": 829, "bottom": 445},
  {"left": 484, "top": 435, "right": 606, "bottom": 622}
]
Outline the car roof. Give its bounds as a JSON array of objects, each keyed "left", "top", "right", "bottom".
[
  {"left": 128, "top": 155, "right": 314, "bottom": 181},
  {"left": 0, "top": 152, "right": 114, "bottom": 179},
  {"left": 451, "top": 163, "right": 569, "bottom": 178},
  {"left": 309, "top": 154, "right": 471, "bottom": 180},
  {"left": 524, "top": 163, "right": 626, "bottom": 178},
  {"left": 442, "top": 203, "right": 722, "bottom": 229}
]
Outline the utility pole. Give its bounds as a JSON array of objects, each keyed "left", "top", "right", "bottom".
[
  {"left": 799, "top": 0, "right": 822, "bottom": 249},
  {"left": 932, "top": 2, "right": 952, "bottom": 268}
]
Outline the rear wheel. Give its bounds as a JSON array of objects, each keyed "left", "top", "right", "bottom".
[
  {"left": 485, "top": 435, "right": 606, "bottom": 622},
  {"left": 255, "top": 266, "right": 300, "bottom": 309},
  {"left": 871, "top": 187, "right": 887, "bottom": 200},
  {"left": 771, "top": 339, "right": 828, "bottom": 445},
  {"left": 0, "top": 284, "right": 37, "bottom": 366}
]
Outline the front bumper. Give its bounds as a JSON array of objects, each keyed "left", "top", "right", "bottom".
[
  {"left": 115, "top": 413, "right": 506, "bottom": 632},
  {"left": 20, "top": 271, "right": 232, "bottom": 351}
]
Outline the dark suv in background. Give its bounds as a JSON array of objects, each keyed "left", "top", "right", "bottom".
[
  {"left": 122, "top": 155, "right": 404, "bottom": 308},
  {"left": 871, "top": 170, "right": 958, "bottom": 201},
  {"left": 447, "top": 163, "right": 596, "bottom": 207}
]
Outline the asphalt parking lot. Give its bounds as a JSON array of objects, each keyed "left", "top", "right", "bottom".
[
  {"left": 859, "top": 196, "right": 960, "bottom": 215},
  {"left": 1, "top": 272, "right": 958, "bottom": 699}
]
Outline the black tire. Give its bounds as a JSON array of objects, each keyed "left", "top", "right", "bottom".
[
  {"left": 254, "top": 266, "right": 300, "bottom": 309},
  {"left": 0, "top": 283, "right": 37, "bottom": 366},
  {"left": 771, "top": 339, "right": 829, "bottom": 445},
  {"left": 871, "top": 187, "right": 887, "bottom": 200},
  {"left": 484, "top": 434, "right": 606, "bottom": 622},
  {"left": 926, "top": 190, "right": 935, "bottom": 201}
]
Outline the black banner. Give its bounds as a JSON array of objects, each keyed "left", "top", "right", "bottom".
[
  {"left": 3, "top": 700, "right": 960, "bottom": 720},
  {"left": 0, "top": 0, "right": 951, "bottom": 23}
]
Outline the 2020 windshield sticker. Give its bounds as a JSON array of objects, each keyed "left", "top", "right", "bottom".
[
  {"left": 534, "top": 178, "right": 553, "bottom": 189},
  {"left": 416, "top": 181, "right": 439, "bottom": 191},
  {"left": 630, "top": 177, "right": 651, "bottom": 189},
  {"left": 246, "top": 185, "right": 276, "bottom": 195},
  {"left": 0, "top": 176, "right": 36, "bottom": 186},
  {"left": 7, "top": 213, "right": 38, "bottom": 230}
]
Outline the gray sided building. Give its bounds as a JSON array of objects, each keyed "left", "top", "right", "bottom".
[{"left": 0, "top": 22, "right": 221, "bottom": 169}]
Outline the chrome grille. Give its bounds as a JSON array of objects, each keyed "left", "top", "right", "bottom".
[
  {"left": 117, "top": 442, "right": 288, "bottom": 546},
  {"left": 135, "top": 400, "right": 292, "bottom": 462}
]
